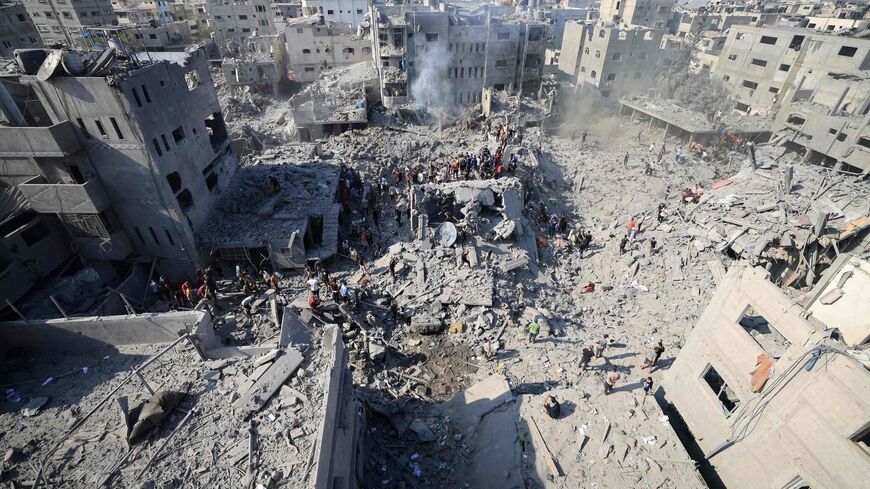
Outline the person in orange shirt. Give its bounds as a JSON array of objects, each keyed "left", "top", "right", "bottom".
[{"left": 627, "top": 217, "right": 638, "bottom": 240}]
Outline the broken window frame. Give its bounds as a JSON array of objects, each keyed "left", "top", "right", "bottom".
[
  {"left": 851, "top": 422, "right": 870, "bottom": 456},
  {"left": 701, "top": 364, "right": 741, "bottom": 416},
  {"left": 737, "top": 306, "right": 791, "bottom": 358}
]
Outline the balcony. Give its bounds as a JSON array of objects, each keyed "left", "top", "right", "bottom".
[
  {"left": 0, "top": 121, "right": 81, "bottom": 157},
  {"left": 18, "top": 176, "right": 111, "bottom": 214}
]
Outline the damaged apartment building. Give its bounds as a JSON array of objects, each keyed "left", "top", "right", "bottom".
[
  {"left": 0, "top": 1, "right": 43, "bottom": 58},
  {"left": 557, "top": 0, "right": 670, "bottom": 98},
  {"left": 370, "top": 3, "right": 547, "bottom": 108},
  {"left": 713, "top": 25, "right": 870, "bottom": 174},
  {"left": 662, "top": 255, "right": 870, "bottom": 488},
  {"left": 282, "top": 14, "right": 371, "bottom": 83},
  {"left": 22, "top": 0, "right": 118, "bottom": 48},
  {"left": 0, "top": 44, "right": 238, "bottom": 310},
  {"left": 206, "top": 0, "right": 276, "bottom": 55}
]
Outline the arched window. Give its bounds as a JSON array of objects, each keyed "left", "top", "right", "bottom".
[
  {"left": 595, "top": 50, "right": 600, "bottom": 58},
  {"left": 590, "top": 70, "right": 597, "bottom": 79}
]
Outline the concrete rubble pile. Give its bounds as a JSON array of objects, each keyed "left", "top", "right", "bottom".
[{"left": 0, "top": 326, "right": 336, "bottom": 489}]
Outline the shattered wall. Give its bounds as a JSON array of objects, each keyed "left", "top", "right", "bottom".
[{"left": 662, "top": 266, "right": 870, "bottom": 488}]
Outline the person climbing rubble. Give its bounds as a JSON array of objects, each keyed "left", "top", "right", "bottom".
[{"left": 618, "top": 235, "right": 629, "bottom": 254}]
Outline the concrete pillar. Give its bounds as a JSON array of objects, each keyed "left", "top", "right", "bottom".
[
  {"left": 830, "top": 86, "right": 850, "bottom": 115},
  {"left": 790, "top": 75, "right": 806, "bottom": 104}
]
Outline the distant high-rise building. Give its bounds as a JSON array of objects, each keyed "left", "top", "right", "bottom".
[
  {"left": 22, "top": 0, "right": 118, "bottom": 48},
  {"left": 0, "top": 1, "right": 43, "bottom": 56}
]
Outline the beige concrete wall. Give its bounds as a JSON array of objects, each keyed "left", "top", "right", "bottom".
[{"left": 663, "top": 266, "right": 870, "bottom": 488}]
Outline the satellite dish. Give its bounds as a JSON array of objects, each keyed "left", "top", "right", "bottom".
[
  {"left": 36, "top": 50, "right": 63, "bottom": 81},
  {"left": 61, "top": 51, "right": 86, "bottom": 76},
  {"left": 434, "top": 221, "right": 457, "bottom": 247}
]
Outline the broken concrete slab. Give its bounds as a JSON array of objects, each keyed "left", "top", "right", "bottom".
[
  {"left": 234, "top": 348, "right": 304, "bottom": 418},
  {"left": 279, "top": 307, "right": 312, "bottom": 348}
]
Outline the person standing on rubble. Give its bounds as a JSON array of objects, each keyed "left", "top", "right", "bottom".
[
  {"left": 657, "top": 203, "right": 666, "bottom": 223},
  {"left": 581, "top": 131, "right": 588, "bottom": 144},
  {"left": 579, "top": 346, "right": 594, "bottom": 370},
  {"left": 627, "top": 217, "right": 638, "bottom": 240},
  {"left": 604, "top": 365, "right": 622, "bottom": 395},
  {"left": 618, "top": 235, "right": 628, "bottom": 254},
  {"left": 388, "top": 256, "right": 397, "bottom": 281},
  {"left": 643, "top": 340, "right": 665, "bottom": 372},
  {"left": 528, "top": 320, "right": 541, "bottom": 343},
  {"left": 623, "top": 152, "right": 629, "bottom": 168},
  {"left": 389, "top": 296, "right": 399, "bottom": 321},
  {"left": 594, "top": 334, "right": 610, "bottom": 359}
]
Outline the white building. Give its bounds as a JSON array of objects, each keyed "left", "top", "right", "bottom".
[{"left": 301, "top": 0, "right": 367, "bottom": 27}]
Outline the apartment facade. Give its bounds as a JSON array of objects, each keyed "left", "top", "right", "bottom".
[
  {"left": 206, "top": 0, "right": 276, "bottom": 54},
  {"left": 0, "top": 1, "right": 43, "bottom": 57},
  {"left": 0, "top": 47, "right": 238, "bottom": 281},
  {"left": 559, "top": 20, "right": 664, "bottom": 98},
  {"left": 661, "top": 262, "right": 870, "bottom": 489},
  {"left": 371, "top": 5, "right": 547, "bottom": 108},
  {"left": 301, "top": 0, "right": 366, "bottom": 27},
  {"left": 599, "top": 0, "right": 673, "bottom": 29},
  {"left": 713, "top": 26, "right": 870, "bottom": 113},
  {"left": 546, "top": 6, "right": 593, "bottom": 49},
  {"left": 22, "top": 0, "right": 117, "bottom": 47},
  {"left": 282, "top": 16, "right": 369, "bottom": 83}
]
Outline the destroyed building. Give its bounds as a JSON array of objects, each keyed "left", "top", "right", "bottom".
[
  {"left": 206, "top": 0, "right": 277, "bottom": 56},
  {"left": 713, "top": 25, "right": 870, "bottom": 115},
  {"left": 662, "top": 257, "right": 870, "bottom": 488},
  {"left": 200, "top": 161, "right": 341, "bottom": 268},
  {"left": 0, "top": 1, "right": 43, "bottom": 58},
  {"left": 558, "top": 20, "right": 665, "bottom": 98},
  {"left": 287, "top": 61, "right": 377, "bottom": 141},
  {"left": 371, "top": 4, "right": 547, "bottom": 108},
  {"left": 0, "top": 45, "right": 238, "bottom": 286},
  {"left": 281, "top": 15, "right": 371, "bottom": 83},
  {"left": 221, "top": 33, "right": 281, "bottom": 93},
  {"left": 598, "top": 0, "right": 673, "bottom": 29},
  {"left": 22, "top": 0, "right": 118, "bottom": 48}
]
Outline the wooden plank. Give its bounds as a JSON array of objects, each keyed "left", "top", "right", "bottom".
[
  {"left": 529, "top": 416, "right": 563, "bottom": 478},
  {"left": 235, "top": 349, "right": 303, "bottom": 418}
]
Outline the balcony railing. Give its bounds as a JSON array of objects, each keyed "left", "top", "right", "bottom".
[
  {"left": 18, "top": 176, "right": 111, "bottom": 214},
  {"left": 0, "top": 121, "right": 81, "bottom": 157}
]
